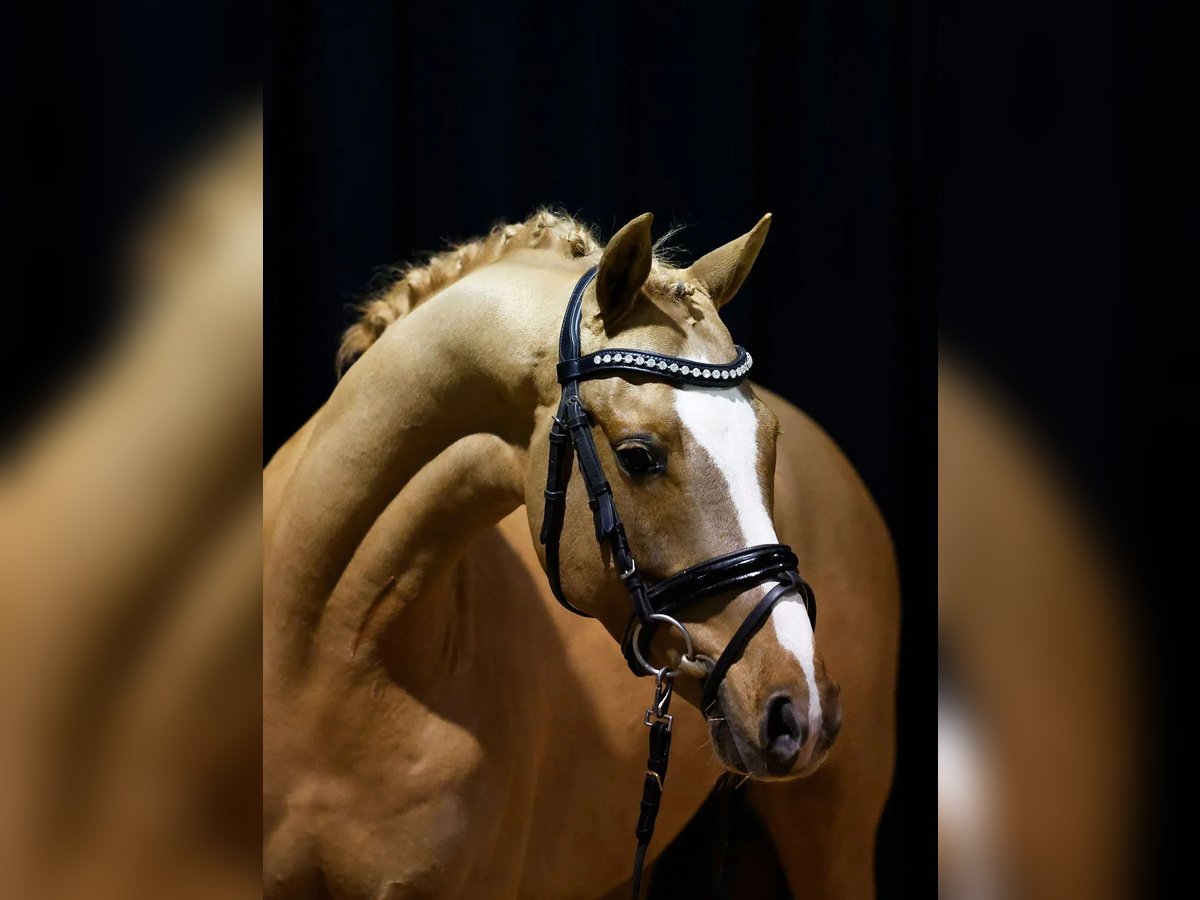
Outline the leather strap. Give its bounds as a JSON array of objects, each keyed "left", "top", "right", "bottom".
[
  {"left": 636, "top": 720, "right": 672, "bottom": 844},
  {"left": 631, "top": 687, "right": 673, "bottom": 899},
  {"left": 539, "top": 269, "right": 597, "bottom": 617},
  {"left": 621, "top": 544, "right": 815, "bottom": 678},
  {"left": 699, "top": 573, "right": 810, "bottom": 714},
  {"left": 645, "top": 544, "right": 806, "bottom": 618}
]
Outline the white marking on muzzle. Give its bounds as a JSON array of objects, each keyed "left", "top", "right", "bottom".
[
  {"left": 772, "top": 600, "right": 822, "bottom": 729},
  {"left": 673, "top": 387, "right": 821, "bottom": 730}
]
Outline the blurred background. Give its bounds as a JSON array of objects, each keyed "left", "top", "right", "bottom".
[
  {"left": 3, "top": 4, "right": 261, "bottom": 899},
  {"left": 2, "top": 3, "right": 262, "bottom": 441},
  {"left": 267, "top": 2, "right": 934, "bottom": 895},
  {"left": 939, "top": 1, "right": 1191, "bottom": 896}
]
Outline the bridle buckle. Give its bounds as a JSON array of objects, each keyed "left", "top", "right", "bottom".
[
  {"left": 643, "top": 672, "right": 674, "bottom": 731},
  {"left": 642, "top": 708, "right": 673, "bottom": 730}
]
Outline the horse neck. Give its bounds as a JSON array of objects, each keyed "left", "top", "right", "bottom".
[{"left": 265, "top": 254, "right": 580, "bottom": 679}]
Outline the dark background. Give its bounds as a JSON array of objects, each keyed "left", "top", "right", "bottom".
[
  {"left": 268, "top": 1, "right": 933, "bottom": 895},
  {"left": 939, "top": 2, "right": 1193, "bottom": 890},
  {"left": 2, "top": 3, "right": 261, "bottom": 437}
]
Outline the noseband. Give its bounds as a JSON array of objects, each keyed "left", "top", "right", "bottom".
[{"left": 539, "top": 267, "right": 818, "bottom": 893}]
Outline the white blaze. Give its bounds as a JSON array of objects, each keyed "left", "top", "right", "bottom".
[{"left": 673, "top": 387, "right": 822, "bottom": 728}]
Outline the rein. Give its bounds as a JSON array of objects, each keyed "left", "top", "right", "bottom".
[{"left": 539, "top": 267, "right": 818, "bottom": 895}]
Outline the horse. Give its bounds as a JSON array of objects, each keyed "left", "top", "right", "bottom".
[{"left": 263, "top": 210, "right": 899, "bottom": 898}]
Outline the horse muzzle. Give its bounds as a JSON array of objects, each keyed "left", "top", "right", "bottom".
[{"left": 707, "top": 679, "right": 842, "bottom": 780}]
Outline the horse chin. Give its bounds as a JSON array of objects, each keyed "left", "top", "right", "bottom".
[
  {"left": 708, "top": 716, "right": 752, "bottom": 776},
  {"left": 707, "top": 711, "right": 780, "bottom": 780},
  {"left": 706, "top": 708, "right": 828, "bottom": 783},
  {"left": 786, "top": 747, "right": 832, "bottom": 781}
]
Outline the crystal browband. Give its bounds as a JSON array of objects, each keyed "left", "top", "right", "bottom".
[{"left": 556, "top": 347, "right": 753, "bottom": 386}]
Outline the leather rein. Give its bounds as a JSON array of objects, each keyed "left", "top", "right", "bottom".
[{"left": 538, "top": 266, "right": 817, "bottom": 895}]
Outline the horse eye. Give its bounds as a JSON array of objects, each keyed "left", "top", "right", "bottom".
[{"left": 616, "top": 443, "right": 663, "bottom": 477}]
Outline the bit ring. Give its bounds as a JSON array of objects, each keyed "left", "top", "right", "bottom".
[{"left": 631, "top": 613, "right": 696, "bottom": 678}]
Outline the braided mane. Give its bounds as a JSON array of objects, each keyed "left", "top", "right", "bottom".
[{"left": 337, "top": 209, "right": 685, "bottom": 372}]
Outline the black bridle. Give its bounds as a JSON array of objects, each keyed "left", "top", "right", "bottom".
[{"left": 538, "top": 266, "right": 817, "bottom": 894}]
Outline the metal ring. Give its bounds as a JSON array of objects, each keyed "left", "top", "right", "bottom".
[{"left": 631, "top": 613, "right": 696, "bottom": 678}]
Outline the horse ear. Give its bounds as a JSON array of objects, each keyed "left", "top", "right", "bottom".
[
  {"left": 596, "top": 213, "right": 654, "bottom": 326},
  {"left": 687, "top": 213, "right": 772, "bottom": 308}
]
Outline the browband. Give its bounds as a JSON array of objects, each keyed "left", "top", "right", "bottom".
[
  {"left": 539, "top": 266, "right": 816, "bottom": 692},
  {"left": 556, "top": 346, "right": 753, "bottom": 386}
]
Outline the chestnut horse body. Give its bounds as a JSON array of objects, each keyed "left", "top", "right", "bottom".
[{"left": 263, "top": 213, "right": 898, "bottom": 899}]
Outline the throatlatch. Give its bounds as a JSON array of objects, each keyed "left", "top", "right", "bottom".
[{"left": 538, "top": 266, "right": 818, "bottom": 896}]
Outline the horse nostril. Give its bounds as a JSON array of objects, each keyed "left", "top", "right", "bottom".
[
  {"left": 763, "top": 694, "right": 807, "bottom": 775},
  {"left": 766, "top": 695, "right": 804, "bottom": 743}
]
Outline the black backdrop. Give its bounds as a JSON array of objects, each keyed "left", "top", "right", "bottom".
[
  {"left": 268, "top": 1, "right": 934, "bottom": 895},
  {"left": 939, "top": 2, "right": 1193, "bottom": 890},
  {"left": 2, "top": 3, "right": 261, "bottom": 441}
]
